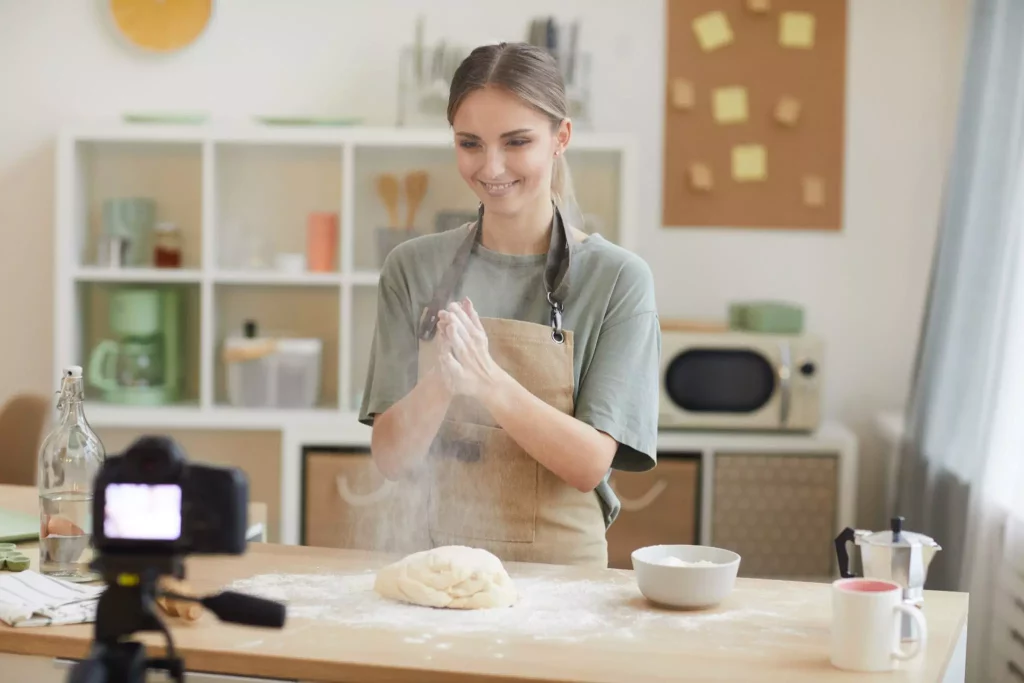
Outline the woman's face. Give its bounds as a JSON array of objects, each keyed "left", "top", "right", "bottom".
[{"left": 452, "top": 86, "right": 570, "bottom": 218}]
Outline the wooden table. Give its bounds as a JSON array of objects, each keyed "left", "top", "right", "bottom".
[{"left": 0, "top": 533, "right": 969, "bottom": 682}]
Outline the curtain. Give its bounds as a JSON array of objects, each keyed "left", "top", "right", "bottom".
[{"left": 897, "top": 0, "right": 1024, "bottom": 680}]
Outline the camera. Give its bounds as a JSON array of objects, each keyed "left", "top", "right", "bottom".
[
  {"left": 69, "top": 436, "right": 285, "bottom": 683},
  {"left": 92, "top": 435, "right": 248, "bottom": 560}
]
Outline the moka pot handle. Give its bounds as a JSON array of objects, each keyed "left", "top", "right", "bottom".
[{"left": 834, "top": 527, "right": 859, "bottom": 579}]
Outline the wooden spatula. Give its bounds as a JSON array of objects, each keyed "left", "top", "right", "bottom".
[
  {"left": 404, "top": 170, "right": 429, "bottom": 231},
  {"left": 375, "top": 174, "right": 401, "bottom": 228},
  {"left": 157, "top": 576, "right": 202, "bottom": 621}
]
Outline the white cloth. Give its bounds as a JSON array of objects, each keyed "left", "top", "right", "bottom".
[{"left": 0, "top": 570, "right": 104, "bottom": 627}]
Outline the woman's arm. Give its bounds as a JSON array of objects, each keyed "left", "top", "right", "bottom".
[
  {"left": 481, "top": 371, "right": 618, "bottom": 491},
  {"left": 438, "top": 300, "right": 618, "bottom": 492},
  {"left": 370, "top": 366, "right": 453, "bottom": 480}
]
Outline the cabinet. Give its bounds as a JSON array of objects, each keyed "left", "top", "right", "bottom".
[
  {"left": 605, "top": 456, "right": 699, "bottom": 569},
  {"left": 711, "top": 453, "right": 838, "bottom": 579},
  {"left": 55, "top": 123, "right": 636, "bottom": 428},
  {"left": 302, "top": 448, "right": 430, "bottom": 554},
  {"left": 295, "top": 423, "right": 857, "bottom": 582},
  {"left": 303, "top": 449, "right": 391, "bottom": 550}
]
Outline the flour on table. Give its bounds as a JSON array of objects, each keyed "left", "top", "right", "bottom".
[{"left": 227, "top": 568, "right": 813, "bottom": 643}]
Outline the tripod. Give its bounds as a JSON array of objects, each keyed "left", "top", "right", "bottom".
[{"left": 67, "top": 555, "right": 285, "bottom": 683}]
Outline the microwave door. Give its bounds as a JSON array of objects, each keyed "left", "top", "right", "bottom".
[{"left": 664, "top": 345, "right": 779, "bottom": 423}]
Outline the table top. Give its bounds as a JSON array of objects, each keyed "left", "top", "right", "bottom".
[{"left": 0, "top": 537, "right": 969, "bottom": 683}]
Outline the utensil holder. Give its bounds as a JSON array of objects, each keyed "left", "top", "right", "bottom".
[
  {"left": 397, "top": 44, "right": 468, "bottom": 127},
  {"left": 375, "top": 227, "right": 421, "bottom": 267}
]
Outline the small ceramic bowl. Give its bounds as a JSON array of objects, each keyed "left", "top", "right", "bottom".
[{"left": 631, "top": 544, "right": 741, "bottom": 609}]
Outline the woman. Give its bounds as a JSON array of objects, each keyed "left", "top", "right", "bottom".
[{"left": 359, "top": 42, "right": 660, "bottom": 567}]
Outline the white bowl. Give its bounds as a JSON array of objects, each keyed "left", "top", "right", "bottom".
[{"left": 631, "top": 544, "right": 741, "bottom": 609}]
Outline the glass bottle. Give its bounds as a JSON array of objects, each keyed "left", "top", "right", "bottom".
[
  {"left": 153, "top": 221, "right": 183, "bottom": 268},
  {"left": 37, "top": 365, "right": 106, "bottom": 581}
]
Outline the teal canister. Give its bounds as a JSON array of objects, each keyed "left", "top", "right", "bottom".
[{"left": 102, "top": 198, "right": 156, "bottom": 266}]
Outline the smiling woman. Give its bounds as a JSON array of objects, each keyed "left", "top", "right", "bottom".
[{"left": 358, "top": 42, "right": 661, "bottom": 569}]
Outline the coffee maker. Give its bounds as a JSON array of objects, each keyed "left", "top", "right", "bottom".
[
  {"left": 834, "top": 516, "right": 941, "bottom": 641},
  {"left": 87, "top": 287, "right": 183, "bottom": 405}
]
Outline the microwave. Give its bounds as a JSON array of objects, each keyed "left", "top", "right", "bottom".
[{"left": 658, "top": 330, "right": 824, "bottom": 432}]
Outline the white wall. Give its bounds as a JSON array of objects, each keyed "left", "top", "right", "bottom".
[{"left": 0, "top": 0, "right": 970, "bottom": 528}]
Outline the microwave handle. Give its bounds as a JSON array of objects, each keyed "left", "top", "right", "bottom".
[{"left": 778, "top": 342, "right": 792, "bottom": 426}]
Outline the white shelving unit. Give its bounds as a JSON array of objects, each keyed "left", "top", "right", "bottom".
[{"left": 54, "top": 122, "right": 638, "bottom": 429}]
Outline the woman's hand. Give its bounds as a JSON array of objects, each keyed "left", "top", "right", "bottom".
[{"left": 436, "top": 298, "right": 508, "bottom": 400}]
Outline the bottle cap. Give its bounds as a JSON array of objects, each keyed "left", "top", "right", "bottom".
[{"left": 63, "top": 366, "right": 83, "bottom": 378}]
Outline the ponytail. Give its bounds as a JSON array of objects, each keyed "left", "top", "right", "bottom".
[{"left": 552, "top": 152, "right": 585, "bottom": 234}]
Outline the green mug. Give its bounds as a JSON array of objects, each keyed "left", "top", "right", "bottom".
[{"left": 102, "top": 197, "right": 156, "bottom": 267}]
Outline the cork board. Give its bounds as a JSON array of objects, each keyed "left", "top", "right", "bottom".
[{"left": 662, "top": 0, "right": 847, "bottom": 230}]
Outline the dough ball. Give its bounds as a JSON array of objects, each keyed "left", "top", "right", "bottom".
[{"left": 373, "top": 545, "right": 517, "bottom": 610}]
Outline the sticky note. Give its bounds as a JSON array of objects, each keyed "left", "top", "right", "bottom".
[
  {"left": 780, "top": 12, "right": 815, "bottom": 48},
  {"left": 713, "top": 87, "right": 748, "bottom": 125},
  {"left": 746, "top": 0, "right": 771, "bottom": 13},
  {"left": 732, "top": 145, "right": 767, "bottom": 182},
  {"left": 803, "top": 176, "right": 825, "bottom": 206},
  {"left": 671, "top": 78, "right": 695, "bottom": 110},
  {"left": 693, "top": 11, "right": 734, "bottom": 52},
  {"left": 688, "top": 163, "right": 713, "bottom": 192},
  {"left": 774, "top": 96, "right": 802, "bottom": 126}
]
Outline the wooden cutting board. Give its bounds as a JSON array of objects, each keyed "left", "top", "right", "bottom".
[{"left": 0, "top": 506, "right": 39, "bottom": 542}]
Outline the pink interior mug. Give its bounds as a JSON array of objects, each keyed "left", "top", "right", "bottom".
[{"left": 830, "top": 577, "right": 928, "bottom": 672}]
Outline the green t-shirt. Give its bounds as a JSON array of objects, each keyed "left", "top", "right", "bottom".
[{"left": 358, "top": 223, "right": 661, "bottom": 526}]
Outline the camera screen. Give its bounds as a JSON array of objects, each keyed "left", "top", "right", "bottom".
[{"left": 103, "top": 483, "right": 182, "bottom": 541}]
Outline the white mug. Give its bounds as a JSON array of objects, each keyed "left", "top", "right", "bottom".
[{"left": 830, "top": 578, "right": 928, "bottom": 672}]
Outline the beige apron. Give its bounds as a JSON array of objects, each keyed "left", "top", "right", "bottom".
[{"left": 412, "top": 205, "right": 608, "bottom": 567}]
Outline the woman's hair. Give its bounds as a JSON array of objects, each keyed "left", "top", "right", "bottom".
[{"left": 447, "top": 42, "right": 583, "bottom": 230}]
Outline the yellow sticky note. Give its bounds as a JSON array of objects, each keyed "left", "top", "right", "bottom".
[
  {"left": 732, "top": 145, "right": 767, "bottom": 182},
  {"left": 713, "top": 87, "right": 748, "bottom": 124},
  {"left": 693, "top": 11, "right": 734, "bottom": 52},
  {"left": 780, "top": 12, "right": 815, "bottom": 49}
]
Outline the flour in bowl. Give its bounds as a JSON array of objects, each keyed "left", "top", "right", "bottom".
[{"left": 655, "top": 557, "right": 718, "bottom": 567}]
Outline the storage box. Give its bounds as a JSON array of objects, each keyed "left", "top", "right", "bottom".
[
  {"left": 728, "top": 301, "right": 804, "bottom": 334},
  {"left": 225, "top": 337, "right": 323, "bottom": 409}
]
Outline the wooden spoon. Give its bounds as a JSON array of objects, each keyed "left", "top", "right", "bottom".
[
  {"left": 404, "top": 171, "right": 429, "bottom": 231},
  {"left": 375, "top": 174, "right": 401, "bottom": 228}
]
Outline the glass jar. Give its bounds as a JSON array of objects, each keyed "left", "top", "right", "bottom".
[
  {"left": 154, "top": 221, "right": 183, "bottom": 268},
  {"left": 37, "top": 366, "right": 106, "bottom": 581}
]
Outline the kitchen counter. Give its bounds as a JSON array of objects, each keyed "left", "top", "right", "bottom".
[{"left": 0, "top": 540, "right": 968, "bottom": 683}]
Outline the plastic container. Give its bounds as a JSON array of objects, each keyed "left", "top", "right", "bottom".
[{"left": 224, "top": 331, "right": 323, "bottom": 409}]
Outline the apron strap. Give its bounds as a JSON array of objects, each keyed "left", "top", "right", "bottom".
[{"left": 417, "top": 202, "right": 574, "bottom": 343}]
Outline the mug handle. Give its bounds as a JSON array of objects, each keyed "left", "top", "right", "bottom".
[{"left": 891, "top": 604, "right": 928, "bottom": 661}]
